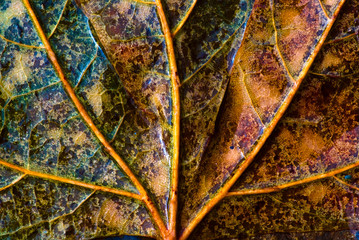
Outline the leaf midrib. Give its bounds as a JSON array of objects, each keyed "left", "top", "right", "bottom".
[
  {"left": 0, "top": 0, "right": 351, "bottom": 239},
  {"left": 178, "top": 0, "right": 347, "bottom": 238},
  {"left": 19, "top": 0, "right": 169, "bottom": 238}
]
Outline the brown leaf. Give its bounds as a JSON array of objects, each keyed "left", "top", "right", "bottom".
[{"left": 0, "top": 0, "right": 357, "bottom": 239}]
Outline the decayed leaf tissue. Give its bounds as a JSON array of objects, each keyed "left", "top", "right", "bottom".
[{"left": 0, "top": 0, "right": 358, "bottom": 239}]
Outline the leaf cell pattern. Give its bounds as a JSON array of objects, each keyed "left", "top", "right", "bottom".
[{"left": 0, "top": 0, "right": 357, "bottom": 239}]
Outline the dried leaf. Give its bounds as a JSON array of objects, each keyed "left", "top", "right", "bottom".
[{"left": 0, "top": 0, "right": 357, "bottom": 239}]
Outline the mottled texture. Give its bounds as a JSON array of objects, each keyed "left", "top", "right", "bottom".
[
  {"left": 232, "top": 3, "right": 359, "bottom": 192},
  {"left": 0, "top": 0, "right": 158, "bottom": 238},
  {"left": 0, "top": 0, "right": 357, "bottom": 238},
  {"left": 0, "top": 1, "right": 136, "bottom": 193},
  {"left": 75, "top": 0, "right": 172, "bottom": 221},
  {"left": 0, "top": 0, "right": 42, "bottom": 46},
  {"left": 174, "top": 0, "right": 253, "bottom": 81},
  {"left": 192, "top": 178, "right": 359, "bottom": 239},
  {"left": 163, "top": 0, "right": 196, "bottom": 30},
  {"left": 0, "top": 175, "right": 156, "bottom": 239},
  {"left": 191, "top": 0, "right": 359, "bottom": 238},
  {"left": 29, "top": 0, "right": 68, "bottom": 37},
  {"left": 178, "top": 0, "right": 343, "bottom": 233}
]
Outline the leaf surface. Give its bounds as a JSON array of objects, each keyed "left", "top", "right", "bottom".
[
  {"left": 0, "top": 0, "right": 357, "bottom": 239},
  {"left": 192, "top": 0, "right": 359, "bottom": 237},
  {"left": 0, "top": 0, "right": 159, "bottom": 238},
  {"left": 177, "top": 0, "right": 346, "bottom": 237}
]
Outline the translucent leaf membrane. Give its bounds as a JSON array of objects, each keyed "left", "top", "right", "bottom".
[
  {"left": 189, "top": 0, "right": 358, "bottom": 238},
  {"left": 178, "top": 0, "right": 343, "bottom": 234},
  {"left": 0, "top": 0, "right": 158, "bottom": 238}
]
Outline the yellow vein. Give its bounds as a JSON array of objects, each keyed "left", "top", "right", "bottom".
[
  {"left": 179, "top": 0, "right": 346, "bottom": 239},
  {"left": 270, "top": 0, "right": 296, "bottom": 84},
  {"left": 182, "top": 81, "right": 224, "bottom": 119},
  {"left": 0, "top": 174, "right": 26, "bottom": 192},
  {"left": 241, "top": 71, "right": 265, "bottom": 126},
  {"left": 111, "top": 34, "right": 165, "bottom": 43},
  {"left": 0, "top": 190, "right": 96, "bottom": 237},
  {"left": 310, "top": 70, "right": 359, "bottom": 78},
  {"left": 9, "top": 81, "right": 61, "bottom": 105},
  {"left": 0, "top": 33, "right": 44, "bottom": 49},
  {"left": 120, "top": 205, "right": 141, "bottom": 232},
  {"left": 227, "top": 161, "right": 359, "bottom": 197},
  {"left": 131, "top": 0, "right": 156, "bottom": 5},
  {"left": 74, "top": 47, "right": 98, "bottom": 89},
  {"left": 0, "top": 158, "right": 140, "bottom": 199},
  {"left": 334, "top": 175, "right": 359, "bottom": 192},
  {"left": 324, "top": 32, "right": 359, "bottom": 45},
  {"left": 181, "top": 8, "right": 250, "bottom": 85},
  {"left": 48, "top": 0, "right": 69, "bottom": 39},
  {"left": 155, "top": 0, "right": 181, "bottom": 238},
  {"left": 318, "top": 0, "right": 330, "bottom": 19},
  {"left": 172, "top": 0, "right": 198, "bottom": 36},
  {"left": 21, "top": 0, "right": 167, "bottom": 237}
]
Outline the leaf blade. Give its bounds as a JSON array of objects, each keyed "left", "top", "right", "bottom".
[{"left": 178, "top": 0, "right": 346, "bottom": 238}]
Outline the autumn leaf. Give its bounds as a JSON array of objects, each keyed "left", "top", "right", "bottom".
[{"left": 0, "top": 0, "right": 357, "bottom": 239}]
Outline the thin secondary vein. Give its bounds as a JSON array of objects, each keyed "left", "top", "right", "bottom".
[
  {"left": 48, "top": 0, "right": 69, "bottom": 39},
  {"left": 22, "top": 0, "right": 144, "bottom": 198},
  {"left": 21, "top": 0, "right": 167, "bottom": 237},
  {"left": 0, "top": 158, "right": 141, "bottom": 199},
  {"left": 181, "top": 10, "right": 250, "bottom": 85},
  {"left": 172, "top": 0, "right": 198, "bottom": 36},
  {"left": 318, "top": 0, "right": 330, "bottom": 19},
  {"left": 179, "top": 0, "right": 347, "bottom": 238},
  {"left": 242, "top": 72, "right": 265, "bottom": 126},
  {"left": 0, "top": 174, "right": 26, "bottom": 192},
  {"left": 270, "top": 0, "right": 296, "bottom": 84},
  {"left": 0, "top": 190, "right": 97, "bottom": 237},
  {"left": 227, "top": 160, "right": 359, "bottom": 197},
  {"left": 0, "top": 33, "right": 44, "bottom": 49},
  {"left": 74, "top": 47, "right": 99, "bottom": 89},
  {"left": 334, "top": 176, "right": 359, "bottom": 192}
]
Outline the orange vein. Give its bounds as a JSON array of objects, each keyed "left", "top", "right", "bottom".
[
  {"left": 318, "top": 0, "right": 330, "bottom": 19},
  {"left": 172, "top": 0, "right": 198, "bottom": 36},
  {"left": 0, "top": 158, "right": 140, "bottom": 199},
  {"left": 0, "top": 33, "right": 44, "bottom": 49},
  {"left": 334, "top": 175, "right": 359, "bottom": 191},
  {"left": 21, "top": 0, "right": 167, "bottom": 237},
  {"left": 0, "top": 174, "right": 26, "bottom": 192},
  {"left": 0, "top": 190, "right": 96, "bottom": 237},
  {"left": 48, "top": 0, "right": 69, "bottom": 39},
  {"left": 324, "top": 32, "right": 359, "bottom": 45},
  {"left": 227, "top": 161, "right": 359, "bottom": 196},
  {"left": 155, "top": 0, "right": 181, "bottom": 239},
  {"left": 179, "top": 0, "right": 346, "bottom": 239},
  {"left": 270, "top": 0, "right": 296, "bottom": 83}
]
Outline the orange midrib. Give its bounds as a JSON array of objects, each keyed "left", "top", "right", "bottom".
[
  {"left": 178, "top": 0, "right": 347, "bottom": 239},
  {"left": 21, "top": 0, "right": 168, "bottom": 238},
  {"left": 155, "top": 0, "right": 181, "bottom": 239}
]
